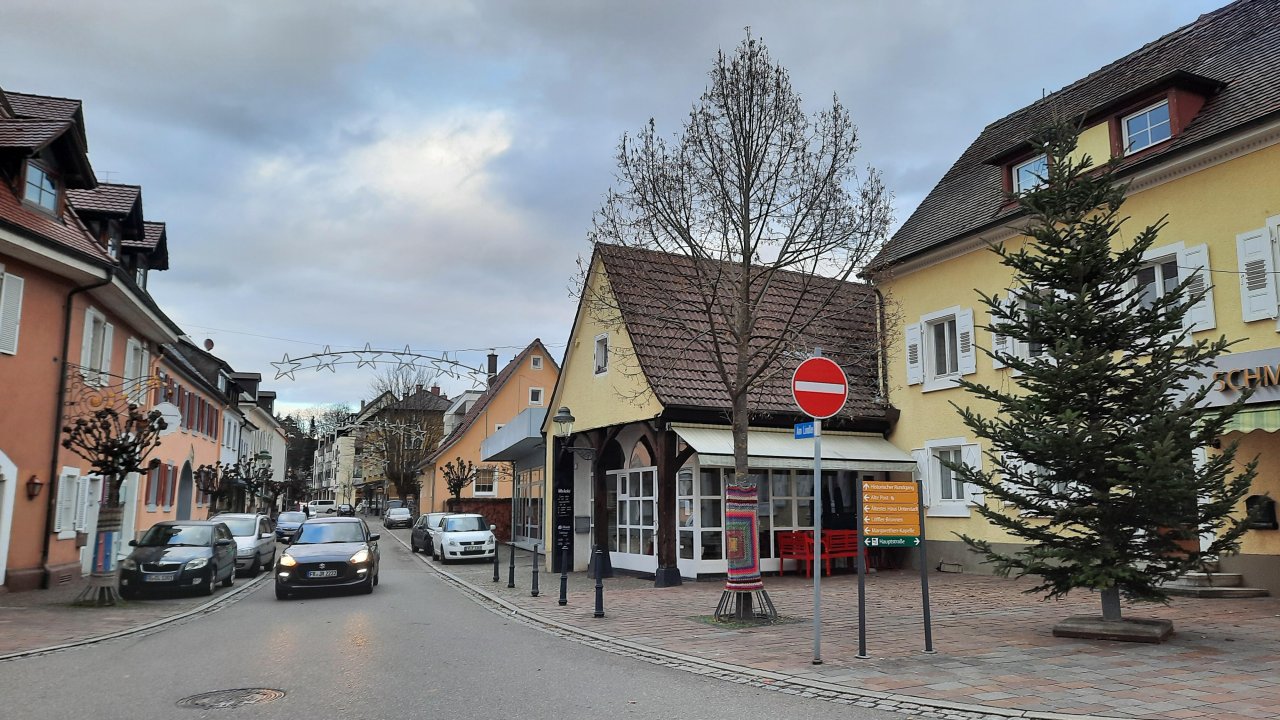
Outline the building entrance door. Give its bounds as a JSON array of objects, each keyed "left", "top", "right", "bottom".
[{"left": 608, "top": 466, "right": 657, "bottom": 573}]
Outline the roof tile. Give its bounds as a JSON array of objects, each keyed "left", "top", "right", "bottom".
[{"left": 67, "top": 183, "right": 141, "bottom": 217}]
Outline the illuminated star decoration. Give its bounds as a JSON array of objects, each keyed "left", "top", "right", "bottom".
[
  {"left": 315, "top": 345, "right": 339, "bottom": 373},
  {"left": 396, "top": 346, "right": 416, "bottom": 374},
  {"left": 356, "top": 343, "right": 382, "bottom": 369},
  {"left": 272, "top": 353, "right": 302, "bottom": 381}
]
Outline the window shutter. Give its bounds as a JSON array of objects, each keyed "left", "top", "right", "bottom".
[
  {"left": 73, "top": 476, "right": 90, "bottom": 532},
  {"left": 957, "top": 308, "right": 977, "bottom": 375},
  {"left": 962, "top": 443, "right": 983, "bottom": 503},
  {"left": 911, "top": 449, "right": 930, "bottom": 507},
  {"left": 99, "top": 323, "right": 114, "bottom": 385},
  {"left": 80, "top": 309, "right": 95, "bottom": 380},
  {"left": 905, "top": 323, "right": 923, "bottom": 386},
  {"left": 1237, "top": 228, "right": 1277, "bottom": 322},
  {"left": 990, "top": 296, "right": 1010, "bottom": 370},
  {"left": 1178, "top": 243, "right": 1215, "bottom": 332},
  {"left": 0, "top": 272, "right": 24, "bottom": 355},
  {"left": 55, "top": 471, "right": 78, "bottom": 532},
  {"left": 140, "top": 348, "right": 151, "bottom": 405}
]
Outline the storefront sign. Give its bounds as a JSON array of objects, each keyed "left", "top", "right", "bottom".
[{"left": 1200, "top": 347, "right": 1280, "bottom": 407}]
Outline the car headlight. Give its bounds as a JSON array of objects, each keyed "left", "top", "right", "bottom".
[
  {"left": 448, "top": 539, "right": 459, "bottom": 547},
  {"left": 185, "top": 558, "right": 209, "bottom": 570},
  {"left": 237, "top": 546, "right": 253, "bottom": 557},
  {"left": 350, "top": 548, "right": 370, "bottom": 564},
  {"left": 486, "top": 534, "right": 496, "bottom": 545},
  {"left": 120, "top": 558, "right": 137, "bottom": 570},
  {"left": 279, "top": 554, "right": 297, "bottom": 567}
]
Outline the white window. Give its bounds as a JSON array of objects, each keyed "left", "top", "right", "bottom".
[
  {"left": 79, "top": 308, "right": 113, "bottom": 385},
  {"left": 473, "top": 468, "right": 496, "bottom": 495},
  {"left": 54, "top": 468, "right": 80, "bottom": 537},
  {"left": 1123, "top": 100, "right": 1171, "bottom": 155},
  {"left": 1237, "top": 217, "right": 1280, "bottom": 324},
  {"left": 123, "top": 338, "right": 151, "bottom": 405},
  {"left": 0, "top": 266, "right": 25, "bottom": 355},
  {"left": 531, "top": 355, "right": 543, "bottom": 370},
  {"left": 594, "top": 334, "right": 608, "bottom": 375},
  {"left": 990, "top": 293, "right": 1050, "bottom": 370},
  {"left": 905, "top": 307, "right": 975, "bottom": 391},
  {"left": 24, "top": 161, "right": 58, "bottom": 213},
  {"left": 1135, "top": 241, "right": 1215, "bottom": 332},
  {"left": 1012, "top": 154, "right": 1047, "bottom": 194},
  {"left": 912, "top": 439, "right": 982, "bottom": 518},
  {"left": 528, "top": 387, "right": 544, "bottom": 406},
  {"left": 135, "top": 265, "right": 147, "bottom": 289}
]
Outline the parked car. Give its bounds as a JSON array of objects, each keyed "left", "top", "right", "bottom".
[
  {"left": 432, "top": 513, "right": 496, "bottom": 563},
  {"left": 274, "top": 517, "right": 379, "bottom": 599},
  {"left": 275, "top": 511, "right": 306, "bottom": 543},
  {"left": 410, "top": 511, "right": 453, "bottom": 554},
  {"left": 211, "top": 513, "right": 276, "bottom": 576},
  {"left": 307, "top": 499, "right": 338, "bottom": 517},
  {"left": 337, "top": 503, "right": 355, "bottom": 517},
  {"left": 383, "top": 500, "right": 407, "bottom": 517},
  {"left": 383, "top": 507, "right": 412, "bottom": 529},
  {"left": 119, "top": 520, "right": 236, "bottom": 598}
]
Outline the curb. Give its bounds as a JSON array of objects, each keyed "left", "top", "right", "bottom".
[
  {"left": 0, "top": 571, "right": 270, "bottom": 663},
  {"left": 389, "top": 531, "right": 1127, "bottom": 720}
]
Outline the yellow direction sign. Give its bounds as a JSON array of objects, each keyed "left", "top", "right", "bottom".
[{"left": 862, "top": 480, "right": 921, "bottom": 538}]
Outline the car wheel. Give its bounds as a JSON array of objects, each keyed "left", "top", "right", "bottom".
[
  {"left": 201, "top": 568, "right": 216, "bottom": 596},
  {"left": 120, "top": 586, "right": 138, "bottom": 601},
  {"left": 262, "top": 552, "right": 274, "bottom": 572},
  {"left": 410, "top": 540, "right": 418, "bottom": 553},
  {"left": 362, "top": 575, "right": 374, "bottom": 594},
  {"left": 275, "top": 582, "right": 290, "bottom": 600},
  {"left": 373, "top": 570, "right": 379, "bottom": 587},
  {"left": 221, "top": 565, "right": 234, "bottom": 588}
]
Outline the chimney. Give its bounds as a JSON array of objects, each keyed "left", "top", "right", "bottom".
[
  {"left": 430, "top": 384, "right": 440, "bottom": 395},
  {"left": 361, "top": 399, "right": 366, "bottom": 410},
  {"left": 415, "top": 384, "right": 424, "bottom": 395},
  {"left": 487, "top": 350, "right": 498, "bottom": 388}
]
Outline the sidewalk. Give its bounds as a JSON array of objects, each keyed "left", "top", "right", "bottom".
[{"left": 426, "top": 537, "right": 1280, "bottom": 720}]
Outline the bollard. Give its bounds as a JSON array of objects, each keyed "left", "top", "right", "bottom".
[
  {"left": 492, "top": 537, "right": 500, "bottom": 583},
  {"left": 558, "top": 546, "right": 569, "bottom": 606},
  {"left": 507, "top": 542, "right": 516, "bottom": 589},
  {"left": 593, "top": 545, "right": 605, "bottom": 618},
  {"left": 531, "top": 543, "right": 540, "bottom": 597}
]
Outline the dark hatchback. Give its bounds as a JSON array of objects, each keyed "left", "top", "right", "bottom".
[
  {"left": 275, "top": 511, "right": 306, "bottom": 542},
  {"left": 275, "top": 517, "right": 379, "bottom": 599},
  {"left": 119, "top": 521, "right": 237, "bottom": 598}
]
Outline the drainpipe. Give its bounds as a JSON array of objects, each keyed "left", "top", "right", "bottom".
[
  {"left": 40, "top": 267, "right": 113, "bottom": 588},
  {"left": 873, "top": 287, "right": 896, "bottom": 433}
]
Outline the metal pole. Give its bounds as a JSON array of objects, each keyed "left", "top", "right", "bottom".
[
  {"left": 812, "top": 418, "right": 823, "bottom": 665},
  {"left": 531, "top": 543, "right": 540, "bottom": 597},
  {"left": 558, "top": 546, "right": 569, "bottom": 606},
  {"left": 507, "top": 542, "right": 516, "bottom": 589},
  {"left": 592, "top": 545, "right": 605, "bottom": 618},
  {"left": 917, "top": 475, "right": 935, "bottom": 653},
  {"left": 855, "top": 475, "right": 869, "bottom": 659},
  {"left": 493, "top": 536, "right": 500, "bottom": 583}
]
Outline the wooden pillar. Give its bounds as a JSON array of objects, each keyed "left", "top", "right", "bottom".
[{"left": 654, "top": 426, "right": 681, "bottom": 587}]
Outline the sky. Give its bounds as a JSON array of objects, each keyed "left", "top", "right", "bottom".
[{"left": 3, "top": 0, "right": 1227, "bottom": 414}]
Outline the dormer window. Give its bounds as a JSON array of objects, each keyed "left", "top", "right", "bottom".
[
  {"left": 1012, "top": 154, "right": 1048, "bottom": 194},
  {"left": 135, "top": 265, "right": 148, "bottom": 289},
  {"left": 1123, "top": 100, "right": 1171, "bottom": 155},
  {"left": 106, "top": 223, "right": 122, "bottom": 259},
  {"left": 24, "top": 161, "right": 59, "bottom": 213}
]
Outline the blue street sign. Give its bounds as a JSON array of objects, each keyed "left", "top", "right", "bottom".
[{"left": 794, "top": 421, "right": 815, "bottom": 439}]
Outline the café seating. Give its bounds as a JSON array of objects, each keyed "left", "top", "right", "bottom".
[{"left": 777, "top": 529, "right": 874, "bottom": 577}]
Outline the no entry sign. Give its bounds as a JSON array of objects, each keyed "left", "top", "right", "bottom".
[{"left": 792, "top": 356, "right": 848, "bottom": 419}]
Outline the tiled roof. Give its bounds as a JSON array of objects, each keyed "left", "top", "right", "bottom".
[
  {"left": 4, "top": 91, "right": 82, "bottom": 121},
  {"left": 387, "top": 388, "right": 453, "bottom": 413},
  {"left": 876, "top": 0, "right": 1280, "bottom": 269},
  {"left": 0, "top": 119, "right": 71, "bottom": 150},
  {"left": 0, "top": 178, "right": 109, "bottom": 263},
  {"left": 596, "top": 244, "right": 887, "bottom": 420},
  {"left": 427, "top": 339, "right": 552, "bottom": 464},
  {"left": 131, "top": 220, "right": 165, "bottom": 250},
  {"left": 67, "top": 183, "right": 141, "bottom": 217}
]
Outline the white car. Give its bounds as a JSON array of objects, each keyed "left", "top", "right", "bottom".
[
  {"left": 210, "top": 513, "right": 276, "bottom": 575},
  {"left": 432, "top": 514, "right": 497, "bottom": 563},
  {"left": 307, "top": 499, "right": 337, "bottom": 517}
]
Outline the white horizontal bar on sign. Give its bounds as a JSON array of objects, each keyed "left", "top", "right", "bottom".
[{"left": 794, "top": 381, "right": 845, "bottom": 394}]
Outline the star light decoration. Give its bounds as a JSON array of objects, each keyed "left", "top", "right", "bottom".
[{"left": 270, "top": 345, "right": 484, "bottom": 385}]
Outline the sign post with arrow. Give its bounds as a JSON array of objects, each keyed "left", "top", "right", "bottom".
[{"left": 859, "top": 480, "right": 935, "bottom": 654}]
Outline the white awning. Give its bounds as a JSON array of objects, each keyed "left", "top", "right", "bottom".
[{"left": 670, "top": 424, "right": 917, "bottom": 473}]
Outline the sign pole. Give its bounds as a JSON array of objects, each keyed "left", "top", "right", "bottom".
[
  {"left": 812, "top": 417, "right": 823, "bottom": 665},
  {"left": 855, "top": 475, "right": 868, "bottom": 659},
  {"left": 917, "top": 475, "right": 935, "bottom": 653}
]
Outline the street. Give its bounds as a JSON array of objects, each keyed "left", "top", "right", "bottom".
[{"left": 0, "top": 532, "right": 898, "bottom": 720}]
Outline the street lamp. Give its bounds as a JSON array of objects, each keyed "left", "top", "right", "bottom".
[{"left": 552, "top": 406, "right": 595, "bottom": 460}]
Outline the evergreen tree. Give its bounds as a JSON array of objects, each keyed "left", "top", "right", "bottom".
[{"left": 953, "top": 125, "right": 1257, "bottom": 623}]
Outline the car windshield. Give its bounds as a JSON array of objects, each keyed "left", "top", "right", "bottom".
[
  {"left": 278, "top": 512, "right": 305, "bottom": 523},
  {"left": 216, "top": 517, "right": 257, "bottom": 536},
  {"left": 138, "top": 525, "right": 212, "bottom": 547},
  {"left": 444, "top": 516, "right": 488, "bottom": 532},
  {"left": 388, "top": 509, "right": 409, "bottom": 517},
  {"left": 293, "top": 523, "right": 366, "bottom": 544}
]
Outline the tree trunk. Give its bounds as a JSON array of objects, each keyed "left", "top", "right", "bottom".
[
  {"left": 1100, "top": 586, "right": 1123, "bottom": 622},
  {"left": 77, "top": 500, "right": 123, "bottom": 607}
]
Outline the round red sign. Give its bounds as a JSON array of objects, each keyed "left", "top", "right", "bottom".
[{"left": 792, "top": 357, "right": 849, "bottom": 419}]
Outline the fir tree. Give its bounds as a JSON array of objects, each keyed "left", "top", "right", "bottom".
[{"left": 952, "top": 125, "right": 1257, "bottom": 624}]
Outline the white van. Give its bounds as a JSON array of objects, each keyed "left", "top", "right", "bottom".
[{"left": 307, "top": 499, "right": 338, "bottom": 517}]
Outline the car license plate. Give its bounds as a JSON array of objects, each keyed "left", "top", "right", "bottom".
[
  {"left": 144, "top": 573, "right": 176, "bottom": 582},
  {"left": 462, "top": 548, "right": 483, "bottom": 554},
  {"left": 308, "top": 569, "right": 338, "bottom": 578}
]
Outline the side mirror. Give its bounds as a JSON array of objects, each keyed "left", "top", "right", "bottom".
[
  {"left": 369, "top": 533, "right": 380, "bottom": 542},
  {"left": 490, "top": 524, "right": 497, "bottom": 531},
  {"left": 128, "top": 539, "right": 137, "bottom": 546},
  {"left": 260, "top": 532, "right": 273, "bottom": 539},
  {"left": 216, "top": 538, "right": 234, "bottom": 547}
]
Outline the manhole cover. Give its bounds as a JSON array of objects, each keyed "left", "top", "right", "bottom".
[{"left": 176, "top": 688, "right": 285, "bottom": 709}]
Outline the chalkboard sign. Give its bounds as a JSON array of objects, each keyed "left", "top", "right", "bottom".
[{"left": 552, "top": 483, "right": 573, "bottom": 572}]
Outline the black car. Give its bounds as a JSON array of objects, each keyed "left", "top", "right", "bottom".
[
  {"left": 275, "top": 511, "right": 306, "bottom": 542},
  {"left": 337, "top": 503, "right": 355, "bottom": 517},
  {"left": 118, "top": 521, "right": 237, "bottom": 598},
  {"left": 274, "top": 517, "right": 380, "bottom": 599}
]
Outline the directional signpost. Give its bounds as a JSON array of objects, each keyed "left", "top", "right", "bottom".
[
  {"left": 792, "top": 354, "right": 847, "bottom": 666},
  {"left": 856, "top": 480, "right": 934, "bottom": 655}
]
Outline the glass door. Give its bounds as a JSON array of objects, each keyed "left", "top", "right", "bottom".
[{"left": 610, "top": 467, "right": 657, "bottom": 573}]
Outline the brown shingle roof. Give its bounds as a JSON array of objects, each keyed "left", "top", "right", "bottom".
[
  {"left": 388, "top": 388, "right": 453, "bottom": 413},
  {"left": 876, "top": 0, "right": 1280, "bottom": 269},
  {"left": 0, "top": 119, "right": 72, "bottom": 150},
  {"left": 0, "top": 180, "right": 109, "bottom": 263},
  {"left": 67, "top": 183, "right": 141, "bottom": 217},
  {"left": 4, "top": 91, "right": 82, "bottom": 121},
  {"left": 596, "top": 244, "right": 886, "bottom": 420}
]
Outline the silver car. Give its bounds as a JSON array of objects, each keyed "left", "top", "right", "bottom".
[{"left": 211, "top": 513, "right": 276, "bottom": 575}]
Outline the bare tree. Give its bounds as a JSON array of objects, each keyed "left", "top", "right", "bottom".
[
  {"left": 442, "top": 457, "right": 476, "bottom": 503},
  {"left": 368, "top": 364, "right": 440, "bottom": 402},
  {"left": 587, "top": 33, "right": 892, "bottom": 617}
]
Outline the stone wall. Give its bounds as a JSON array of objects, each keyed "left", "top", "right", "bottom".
[{"left": 444, "top": 497, "right": 512, "bottom": 543}]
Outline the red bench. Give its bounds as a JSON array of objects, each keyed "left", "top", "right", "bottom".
[
  {"left": 820, "top": 530, "right": 870, "bottom": 575},
  {"left": 776, "top": 531, "right": 816, "bottom": 577}
]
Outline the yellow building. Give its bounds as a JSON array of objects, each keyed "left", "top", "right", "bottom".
[{"left": 870, "top": 0, "right": 1280, "bottom": 591}]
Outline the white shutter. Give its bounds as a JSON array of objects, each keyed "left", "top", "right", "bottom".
[
  {"left": 957, "top": 308, "right": 977, "bottom": 375},
  {"left": 1237, "top": 228, "right": 1277, "bottom": 322},
  {"left": 1001, "top": 452, "right": 1022, "bottom": 505},
  {"left": 911, "top": 448, "right": 930, "bottom": 507},
  {"left": 123, "top": 338, "right": 140, "bottom": 402},
  {"left": 1179, "top": 243, "right": 1215, "bottom": 332},
  {"left": 55, "top": 471, "right": 78, "bottom": 533},
  {"left": 79, "top": 309, "right": 95, "bottom": 380},
  {"left": 99, "top": 323, "right": 114, "bottom": 385},
  {"left": 962, "top": 443, "right": 983, "bottom": 503},
  {"left": 0, "top": 272, "right": 24, "bottom": 355},
  {"left": 73, "top": 476, "right": 91, "bottom": 532},
  {"left": 905, "top": 323, "right": 923, "bottom": 386},
  {"left": 990, "top": 296, "right": 1011, "bottom": 370}
]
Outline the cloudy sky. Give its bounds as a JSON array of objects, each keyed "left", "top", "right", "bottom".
[{"left": 4, "top": 0, "right": 1225, "bottom": 413}]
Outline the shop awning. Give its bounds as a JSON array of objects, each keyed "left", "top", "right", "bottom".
[
  {"left": 671, "top": 424, "right": 918, "bottom": 473},
  {"left": 1222, "top": 404, "right": 1280, "bottom": 435}
]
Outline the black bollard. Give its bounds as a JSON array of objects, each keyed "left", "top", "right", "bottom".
[
  {"left": 531, "top": 543, "right": 540, "bottom": 597},
  {"left": 507, "top": 542, "right": 517, "bottom": 589},
  {"left": 492, "top": 537, "right": 500, "bottom": 583},
  {"left": 593, "top": 545, "right": 605, "bottom": 618},
  {"left": 558, "top": 546, "right": 569, "bottom": 606}
]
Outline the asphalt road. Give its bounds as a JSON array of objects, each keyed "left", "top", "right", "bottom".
[{"left": 0, "top": 532, "right": 899, "bottom": 720}]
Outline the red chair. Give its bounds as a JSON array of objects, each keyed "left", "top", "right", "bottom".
[{"left": 776, "top": 531, "right": 816, "bottom": 577}]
